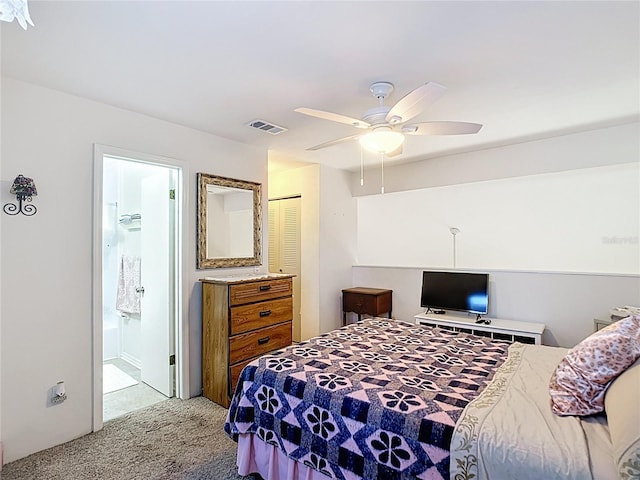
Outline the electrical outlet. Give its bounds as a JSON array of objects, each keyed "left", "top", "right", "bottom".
[
  {"left": 51, "top": 381, "right": 67, "bottom": 405},
  {"left": 51, "top": 393, "right": 67, "bottom": 404}
]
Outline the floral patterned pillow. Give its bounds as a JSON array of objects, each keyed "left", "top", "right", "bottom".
[{"left": 549, "top": 315, "right": 640, "bottom": 416}]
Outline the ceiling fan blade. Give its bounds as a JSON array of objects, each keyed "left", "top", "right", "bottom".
[
  {"left": 295, "top": 107, "right": 370, "bottom": 129},
  {"left": 307, "top": 134, "right": 361, "bottom": 151},
  {"left": 385, "top": 82, "right": 447, "bottom": 124},
  {"left": 402, "top": 121, "right": 483, "bottom": 135}
]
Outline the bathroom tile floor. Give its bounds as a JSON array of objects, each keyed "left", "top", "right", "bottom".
[{"left": 103, "top": 358, "right": 169, "bottom": 422}]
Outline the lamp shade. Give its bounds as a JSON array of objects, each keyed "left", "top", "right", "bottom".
[
  {"left": 9, "top": 174, "right": 37, "bottom": 198},
  {"left": 359, "top": 129, "right": 405, "bottom": 154}
]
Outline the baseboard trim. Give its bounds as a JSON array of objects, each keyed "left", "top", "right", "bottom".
[{"left": 120, "top": 352, "right": 142, "bottom": 370}]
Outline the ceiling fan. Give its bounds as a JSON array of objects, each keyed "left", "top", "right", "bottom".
[{"left": 295, "top": 81, "right": 482, "bottom": 157}]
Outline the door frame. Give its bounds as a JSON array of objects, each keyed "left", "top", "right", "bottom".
[{"left": 91, "top": 144, "right": 190, "bottom": 431}]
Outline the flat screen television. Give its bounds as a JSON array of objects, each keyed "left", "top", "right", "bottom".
[{"left": 420, "top": 271, "right": 489, "bottom": 317}]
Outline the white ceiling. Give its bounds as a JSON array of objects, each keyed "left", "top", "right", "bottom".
[{"left": 2, "top": 1, "right": 639, "bottom": 172}]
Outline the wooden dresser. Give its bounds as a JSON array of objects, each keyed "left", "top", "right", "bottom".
[{"left": 200, "top": 274, "right": 294, "bottom": 407}]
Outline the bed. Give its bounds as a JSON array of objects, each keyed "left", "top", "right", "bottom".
[{"left": 224, "top": 317, "right": 640, "bottom": 480}]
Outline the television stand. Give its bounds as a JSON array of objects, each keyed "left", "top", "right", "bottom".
[{"left": 414, "top": 312, "right": 544, "bottom": 345}]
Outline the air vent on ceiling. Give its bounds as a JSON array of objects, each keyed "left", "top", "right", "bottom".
[{"left": 247, "top": 119, "right": 288, "bottom": 135}]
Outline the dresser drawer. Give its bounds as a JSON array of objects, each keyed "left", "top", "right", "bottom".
[
  {"left": 229, "top": 278, "right": 292, "bottom": 306},
  {"left": 229, "top": 358, "right": 256, "bottom": 396},
  {"left": 229, "top": 321, "right": 292, "bottom": 364},
  {"left": 230, "top": 296, "right": 293, "bottom": 335}
]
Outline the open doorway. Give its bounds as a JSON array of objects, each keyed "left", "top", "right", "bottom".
[{"left": 92, "top": 146, "right": 185, "bottom": 430}]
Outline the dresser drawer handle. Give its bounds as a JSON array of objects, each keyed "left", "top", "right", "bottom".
[
  {"left": 259, "top": 310, "right": 272, "bottom": 317},
  {"left": 259, "top": 285, "right": 271, "bottom": 291},
  {"left": 258, "top": 336, "right": 270, "bottom": 345}
]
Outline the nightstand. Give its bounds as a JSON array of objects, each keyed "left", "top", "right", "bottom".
[
  {"left": 342, "top": 287, "right": 392, "bottom": 326},
  {"left": 594, "top": 318, "right": 614, "bottom": 331}
]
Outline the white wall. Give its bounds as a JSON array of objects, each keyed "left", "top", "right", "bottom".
[
  {"left": 351, "top": 122, "right": 640, "bottom": 196},
  {"left": 350, "top": 122, "right": 640, "bottom": 348},
  {"left": 318, "top": 167, "right": 357, "bottom": 333},
  {"left": 356, "top": 163, "right": 639, "bottom": 273},
  {"left": 0, "top": 78, "right": 266, "bottom": 463}
]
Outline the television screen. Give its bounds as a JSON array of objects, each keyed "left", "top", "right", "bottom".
[{"left": 420, "top": 271, "right": 489, "bottom": 314}]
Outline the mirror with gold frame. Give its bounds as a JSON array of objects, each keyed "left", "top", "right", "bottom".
[{"left": 197, "top": 173, "right": 262, "bottom": 269}]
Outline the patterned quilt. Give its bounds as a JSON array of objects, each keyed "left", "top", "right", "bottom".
[{"left": 224, "top": 318, "right": 509, "bottom": 480}]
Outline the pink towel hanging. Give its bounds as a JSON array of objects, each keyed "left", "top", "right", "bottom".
[{"left": 116, "top": 255, "right": 141, "bottom": 314}]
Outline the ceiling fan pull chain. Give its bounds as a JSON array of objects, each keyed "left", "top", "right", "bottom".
[
  {"left": 360, "top": 145, "right": 365, "bottom": 186},
  {"left": 380, "top": 153, "right": 385, "bottom": 194}
]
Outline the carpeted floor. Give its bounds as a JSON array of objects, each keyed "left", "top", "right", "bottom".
[{"left": 1, "top": 396, "right": 256, "bottom": 480}]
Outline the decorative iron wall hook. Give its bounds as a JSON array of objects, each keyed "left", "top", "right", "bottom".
[{"left": 4, "top": 174, "right": 38, "bottom": 216}]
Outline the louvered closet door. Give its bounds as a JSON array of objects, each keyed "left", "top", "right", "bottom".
[
  {"left": 268, "top": 201, "right": 280, "bottom": 273},
  {"left": 268, "top": 197, "right": 301, "bottom": 341}
]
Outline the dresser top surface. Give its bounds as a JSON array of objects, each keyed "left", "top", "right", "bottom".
[{"left": 200, "top": 273, "right": 294, "bottom": 285}]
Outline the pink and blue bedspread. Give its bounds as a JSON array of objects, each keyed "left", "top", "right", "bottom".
[{"left": 224, "top": 318, "right": 508, "bottom": 479}]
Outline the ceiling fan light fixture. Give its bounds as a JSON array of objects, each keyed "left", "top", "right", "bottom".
[
  {"left": 297, "top": 81, "right": 482, "bottom": 154},
  {"left": 359, "top": 129, "right": 405, "bottom": 155}
]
